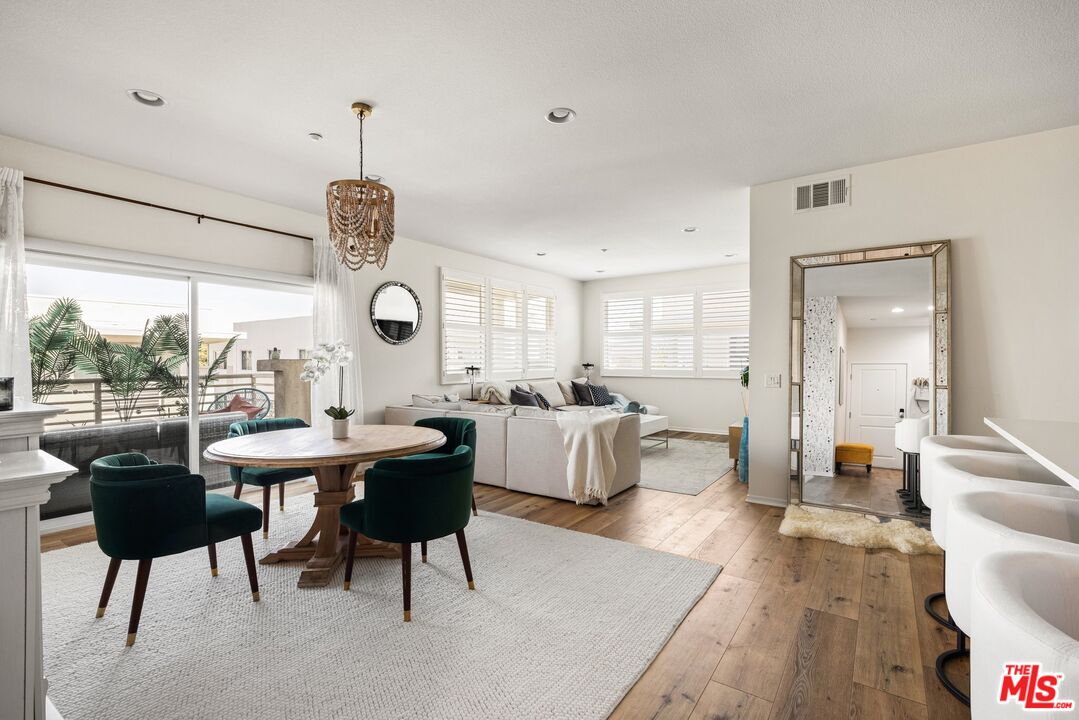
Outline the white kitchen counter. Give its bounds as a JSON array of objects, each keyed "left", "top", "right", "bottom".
[{"left": 984, "top": 417, "right": 1079, "bottom": 489}]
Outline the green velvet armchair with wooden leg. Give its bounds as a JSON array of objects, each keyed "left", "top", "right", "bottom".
[
  {"left": 227, "top": 417, "right": 313, "bottom": 537},
  {"left": 413, "top": 417, "right": 478, "bottom": 516},
  {"left": 90, "top": 453, "right": 263, "bottom": 646},
  {"left": 339, "top": 445, "right": 476, "bottom": 622}
]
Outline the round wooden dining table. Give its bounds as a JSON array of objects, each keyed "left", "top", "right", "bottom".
[{"left": 204, "top": 425, "right": 445, "bottom": 588}]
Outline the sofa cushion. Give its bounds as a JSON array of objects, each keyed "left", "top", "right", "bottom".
[
  {"left": 571, "top": 380, "right": 594, "bottom": 406},
  {"left": 459, "top": 402, "right": 516, "bottom": 416},
  {"left": 556, "top": 380, "right": 578, "bottom": 405},
  {"left": 412, "top": 394, "right": 461, "bottom": 410},
  {"left": 514, "top": 406, "right": 557, "bottom": 419},
  {"left": 529, "top": 380, "right": 566, "bottom": 408},
  {"left": 510, "top": 387, "right": 542, "bottom": 407},
  {"left": 588, "top": 383, "right": 614, "bottom": 406}
]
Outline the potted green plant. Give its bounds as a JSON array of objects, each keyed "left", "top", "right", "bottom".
[{"left": 301, "top": 340, "right": 355, "bottom": 438}]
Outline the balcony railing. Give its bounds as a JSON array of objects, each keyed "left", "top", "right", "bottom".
[{"left": 39, "top": 372, "right": 275, "bottom": 428}]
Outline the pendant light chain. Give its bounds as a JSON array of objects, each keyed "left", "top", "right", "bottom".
[{"left": 358, "top": 112, "right": 365, "bottom": 181}]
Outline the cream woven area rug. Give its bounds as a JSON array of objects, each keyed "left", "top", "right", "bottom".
[
  {"left": 779, "top": 504, "right": 941, "bottom": 555},
  {"left": 42, "top": 500, "right": 720, "bottom": 720}
]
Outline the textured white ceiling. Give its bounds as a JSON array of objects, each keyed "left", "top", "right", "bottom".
[{"left": 2, "top": 1, "right": 1078, "bottom": 279}]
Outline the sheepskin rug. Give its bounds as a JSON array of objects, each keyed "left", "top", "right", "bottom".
[{"left": 779, "top": 504, "right": 941, "bottom": 555}]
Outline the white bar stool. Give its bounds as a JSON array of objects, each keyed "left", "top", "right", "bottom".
[
  {"left": 933, "top": 463, "right": 1077, "bottom": 706},
  {"left": 920, "top": 435, "right": 1023, "bottom": 510},
  {"left": 920, "top": 439, "right": 1056, "bottom": 633},
  {"left": 971, "top": 551, "right": 1079, "bottom": 718}
]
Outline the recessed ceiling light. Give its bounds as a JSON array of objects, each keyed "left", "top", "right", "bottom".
[
  {"left": 891, "top": 307, "right": 905, "bottom": 313},
  {"left": 724, "top": 252, "right": 737, "bottom": 258},
  {"left": 595, "top": 269, "right": 605, "bottom": 274},
  {"left": 870, "top": 317, "right": 877, "bottom": 322},
  {"left": 682, "top": 226, "right": 698, "bottom": 233},
  {"left": 126, "top": 89, "right": 166, "bottom": 107},
  {"left": 546, "top": 107, "right": 576, "bottom": 124},
  {"left": 308, "top": 132, "right": 323, "bottom": 142},
  {"left": 536, "top": 251, "right": 547, "bottom": 257},
  {"left": 600, "top": 248, "right": 608, "bottom": 253},
  {"left": 365, "top": 175, "right": 383, "bottom": 183}
]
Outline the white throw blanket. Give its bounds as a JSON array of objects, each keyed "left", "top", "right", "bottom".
[{"left": 556, "top": 409, "right": 621, "bottom": 505}]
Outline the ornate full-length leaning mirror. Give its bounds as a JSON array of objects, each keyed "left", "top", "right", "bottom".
[
  {"left": 370, "top": 281, "right": 422, "bottom": 344},
  {"left": 788, "top": 241, "right": 951, "bottom": 518}
]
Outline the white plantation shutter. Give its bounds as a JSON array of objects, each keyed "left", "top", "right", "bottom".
[
  {"left": 602, "top": 295, "right": 645, "bottom": 375},
  {"left": 600, "top": 287, "right": 750, "bottom": 378},
  {"left": 650, "top": 293, "right": 695, "bottom": 375},
  {"left": 525, "top": 288, "right": 556, "bottom": 378},
  {"left": 441, "top": 271, "right": 486, "bottom": 383},
  {"left": 701, "top": 289, "right": 750, "bottom": 376},
  {"left": 489, "top": 282, "right": 524, "bottom": 378}
]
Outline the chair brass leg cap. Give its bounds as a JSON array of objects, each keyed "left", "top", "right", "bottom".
[
  {"left": 252, "top": 591, "right": 260, "bottom": 602},
  {"left": 421, "top": 555, "right": 428, "bottom": 563},
  {"left": 125, "top": 633, "right": 136, "bottom": 647},
  {"left": 473, "top": 510, "right": 479, "bottom": 517},
  {"left": 95, "top": 607, "right": 105, "bottom": 619},
  {"left": 403, "top": 611, "right": 411, "bottom": 622},
  {"left": 468, "top": 580, "right": 476, "bottom": 590},
  {"left": 343, "top": 581, "right": 351, "bottom": 591},
  {"left": 211, "top": 568, "right": 218, "bottom": 577},
  {"left": 262, "top": 532, "right": 268, "bottom": 539}
]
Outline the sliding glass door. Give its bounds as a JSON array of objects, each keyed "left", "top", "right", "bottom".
[{"left": 26, "top": 254, "right": 312, "bottom": 522}]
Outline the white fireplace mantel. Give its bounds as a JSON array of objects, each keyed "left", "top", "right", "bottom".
[{"left": 0, "top": 401, "right": 74, "bottom": 719}]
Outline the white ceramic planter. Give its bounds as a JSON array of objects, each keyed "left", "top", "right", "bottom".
[{"left": 331, "top": 418, "right": 350, "bottom": 439}]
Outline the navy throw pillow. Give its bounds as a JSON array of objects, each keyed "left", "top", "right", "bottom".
[{"left": 588, "top": 383, "right": 614, "bottom": 406}]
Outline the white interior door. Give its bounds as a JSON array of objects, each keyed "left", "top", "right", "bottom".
[{"left": 847, "top": 363, "right": 906, "bottom": 469}]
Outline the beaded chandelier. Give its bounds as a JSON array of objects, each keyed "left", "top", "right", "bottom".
[{"left": 326, "top": 102, "right": 395, "bottom": 270}]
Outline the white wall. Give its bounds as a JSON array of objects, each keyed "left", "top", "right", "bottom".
[
  {"left": 749, "top": 124, "right": 1079, "bottom": 505},
  {"left": 845, "top": 325, "right": 931, "bottom": 421},
  {"left": 582, "top": 263, "right": 749, "bottom": 434},
  {"left": 1, "top": 134, "right": 583, "bottom": 425},
  {"left": 228, "top": 316, "right": 314, "bottom": 371}
]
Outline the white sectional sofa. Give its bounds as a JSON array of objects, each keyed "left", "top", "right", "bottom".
[{"left": 384, "top": 404, "right": 641, "bottom": 503}]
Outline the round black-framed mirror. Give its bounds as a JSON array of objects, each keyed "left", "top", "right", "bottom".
[{"left": 370, "top": 281, "right": 422, "bottom": 345}]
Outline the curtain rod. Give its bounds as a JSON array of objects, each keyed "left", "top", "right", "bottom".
[{"left": 24, "top": 176, "right": 315, "bottom": 241}]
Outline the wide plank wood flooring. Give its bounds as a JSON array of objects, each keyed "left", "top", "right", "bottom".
[{"left": 41, "top": 431, "right": 969, "bottom": 719}]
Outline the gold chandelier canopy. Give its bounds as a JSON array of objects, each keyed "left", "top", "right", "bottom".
[{"left": 326, "top": 102, "right": 395, "bottom": 270}]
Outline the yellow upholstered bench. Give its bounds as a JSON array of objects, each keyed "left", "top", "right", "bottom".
[{"left": 835, "top": 443, "right": 874, "bottom": 474}]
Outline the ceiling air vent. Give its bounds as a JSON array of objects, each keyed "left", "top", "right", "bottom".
[{"left": 794, "top": 175, "right": 850, "bottom": 213}]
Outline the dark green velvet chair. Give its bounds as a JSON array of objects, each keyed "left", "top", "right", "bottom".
[
  {"left": 413, "top": 416, "right": 478, "bottom": 516},
  {"left": 340, "top": 445, "right": 476, "bottom": 622},
  {"left": 227, "top": 417, "right": 313, "bottom": 537},
  {"left": 90, "top": 453, "right": 262, "bottom": 646}
]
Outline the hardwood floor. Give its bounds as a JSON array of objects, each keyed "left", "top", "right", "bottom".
[
  {"left": 802, "top": 466, "right": 910, "bottom": 517},
  {"left": 40, "top": 431, "right": 969, "bottom": 719}
]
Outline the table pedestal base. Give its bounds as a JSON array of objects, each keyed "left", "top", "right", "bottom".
[{"left": 257, "top": 463, "right": 400, "bottom": 588}]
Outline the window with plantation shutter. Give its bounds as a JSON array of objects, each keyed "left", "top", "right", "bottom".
[
  {"left": 441, "top": 270, "right": 486, "bottom": 383},
  {"left": 525, "top": 288, "right": 556, "bottom": 378},
  {"left": 600, "top": 287, "right": 749, "bottom": 379},
  {"left": 650, "top": 293, "right": 695, "bottom": 375},
  {"left": 602, "top": 295, "right": 645, "bottom": 375},
  {"left": 701, "top": 289, "right": 750, "bottom": 377},
  {"left": 441, "top": 270, "right": 558, "bottom": 384},
  {"left": 489, "top": 282, "right": 524, "bottom": 378}
]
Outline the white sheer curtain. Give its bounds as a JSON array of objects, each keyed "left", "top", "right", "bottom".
[
  {"left": 0, "top": 168, "right": 31, "bottom": 402},
  {"left": 312, "top": 235, "right": 364, "bottom": 426}
]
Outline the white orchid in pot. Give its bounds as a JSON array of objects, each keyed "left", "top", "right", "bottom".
[{"left": 301, "top": 340, "right": 355, "bottom": 439}]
